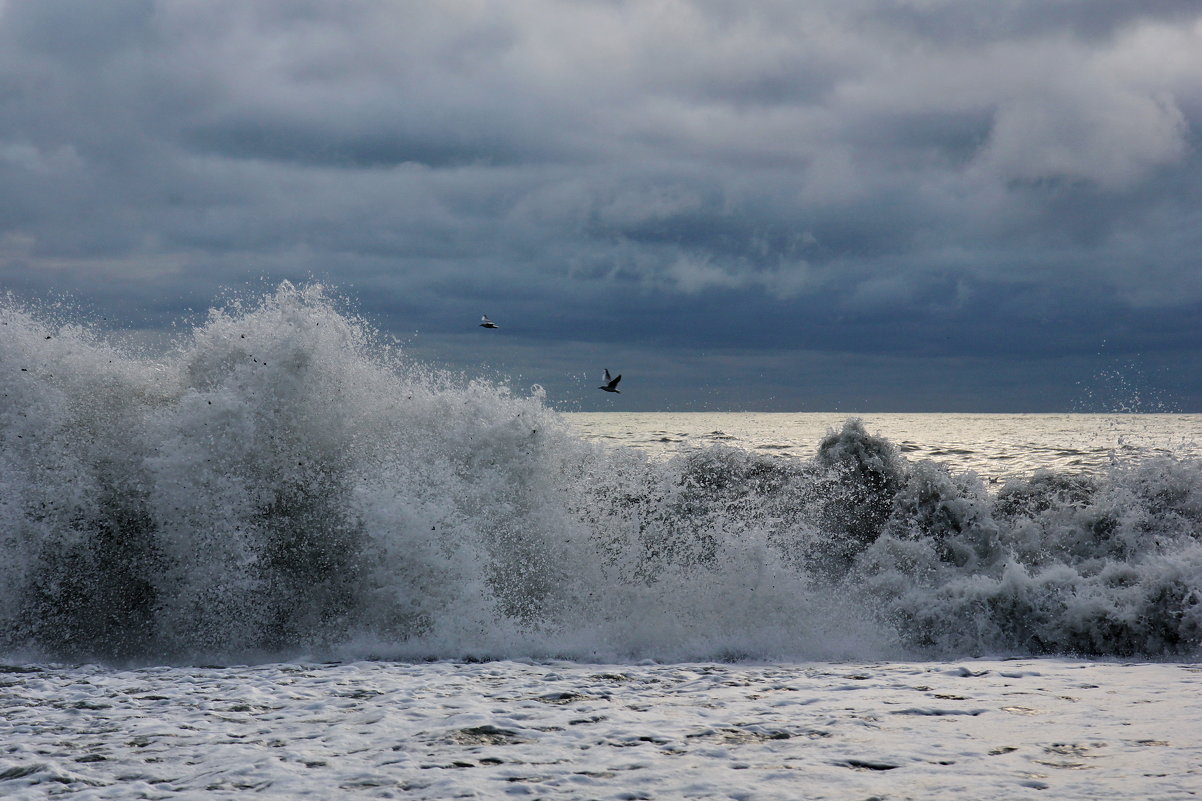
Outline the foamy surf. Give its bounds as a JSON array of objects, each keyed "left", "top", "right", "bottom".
[
  {"left": 2, "top": 659, "right": 1199, "bottom": 800},
  {"left": 2, "top": 283, "right": 1200, "bottom": 664}
]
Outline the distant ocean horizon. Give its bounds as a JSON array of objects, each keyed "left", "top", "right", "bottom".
[{"left": 564, "top": 410, "right": 1202, "bottom": 481}]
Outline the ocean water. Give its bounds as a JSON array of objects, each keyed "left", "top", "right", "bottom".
[
  {"left": 565, "top": 411, "right": 1202, "bottom": 481},
  {"left": 2, "top": 283, "right": 1201, "bottom": 798}
]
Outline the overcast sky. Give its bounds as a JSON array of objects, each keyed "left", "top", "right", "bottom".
[{"left": 2, "top": 0, "right": 1201, "bottom": 411}]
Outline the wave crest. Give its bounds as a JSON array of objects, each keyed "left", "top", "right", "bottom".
[{"left": 2, "top": 284, "right": 1200, "bottom": 663}]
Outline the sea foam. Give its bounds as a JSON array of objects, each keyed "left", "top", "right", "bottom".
[{"left": 2, "top": 284, "right": 1200, "bottom": 664}]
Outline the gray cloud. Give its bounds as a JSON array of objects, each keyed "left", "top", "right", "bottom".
[{"left": 2, "top": 0, "right": 1200, "bottom": 409}]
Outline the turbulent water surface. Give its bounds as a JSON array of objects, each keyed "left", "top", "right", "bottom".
[
  {"left": 2, "top": 284, "right": 1200, "bottom": 798},
  {"left": 3, "top": 658, "right": 1200, "bottom": 800}
]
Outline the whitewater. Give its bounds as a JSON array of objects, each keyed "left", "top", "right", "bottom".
[{"left": 2, "top": 283, "right": 1200, "bottom": 798}]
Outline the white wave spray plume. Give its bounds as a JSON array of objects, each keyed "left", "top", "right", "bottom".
[{"left": 2, "top": 283, "right": 1200, "bottom": 664}]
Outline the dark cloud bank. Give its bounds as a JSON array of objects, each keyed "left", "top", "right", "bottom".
[{"left": 2, "top": 0, "right": 1200, "bottom": 411}]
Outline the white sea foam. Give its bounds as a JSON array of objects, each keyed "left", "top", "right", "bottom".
[
  {"left": 2, "top": 283, "right": 1201, "bottom": 664},
  {"left": 1, "top": 659, "right": 1199, "bottom": 800}
]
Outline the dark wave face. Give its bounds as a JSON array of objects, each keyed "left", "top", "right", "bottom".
[{"left": 2, "top": 284, "right": 1200, "bottom": 664}]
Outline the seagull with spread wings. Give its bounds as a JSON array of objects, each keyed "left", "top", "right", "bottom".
[{"left": 598, "top": 369, "right": 622, "bottom": 393}]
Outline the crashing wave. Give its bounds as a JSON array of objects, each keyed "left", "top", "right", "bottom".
[{"left": 1, "top": 284, "right": 1199, "bottom": 663}]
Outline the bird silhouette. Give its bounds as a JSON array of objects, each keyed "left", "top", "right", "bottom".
[
  {"left": 598, "top": 369, "right": 622, "bottom": 393},
  {"left": 479, "top": 314, "right": 499, "bottom": 329}
]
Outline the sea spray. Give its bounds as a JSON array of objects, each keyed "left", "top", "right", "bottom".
[{"left": 2, "top": 283, "right": 1201, "bottom": 664}]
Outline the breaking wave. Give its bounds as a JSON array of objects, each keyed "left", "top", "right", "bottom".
[{"left": 2, "top": 284, "right": 1200, "bottom": 664}]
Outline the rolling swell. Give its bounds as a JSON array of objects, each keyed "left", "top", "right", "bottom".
[{"left": 1, "top": 284, "right": 1200, "bottom": 663}]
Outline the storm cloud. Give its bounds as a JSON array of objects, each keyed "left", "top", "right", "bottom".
[{"left": 2, "top": 0, "right": 1200, "bottom": 410}]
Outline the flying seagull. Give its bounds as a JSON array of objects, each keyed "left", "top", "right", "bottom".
[
  {"left": 598, "top": 369, "right": 622, "bottom": 393},
  {"left": 479, "top": 314, "right": 499, "bottom": 329}
]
